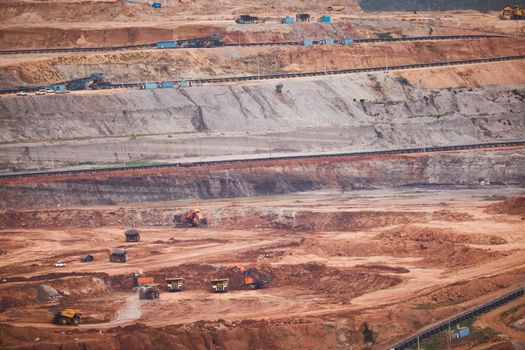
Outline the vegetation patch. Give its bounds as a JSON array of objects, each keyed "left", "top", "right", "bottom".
[{"left": 416, "top": 299, "right": 463, "bottom": 310}]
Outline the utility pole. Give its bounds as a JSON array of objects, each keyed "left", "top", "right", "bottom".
[
  {"left": 448, "top": 320, "right": 451, "bottom": 348},
  {"left": 257, "top": 54, "right": 261, "bottom": 79},
  {"left": 385, "top": 47, "right": 389, "bottom": 72}
]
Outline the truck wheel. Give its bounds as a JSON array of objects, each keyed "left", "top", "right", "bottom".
[
  {"left": 60, "top": 317, "right": 68, "bottom": 325},
  {"left": 72, "top": 318, "right": 79, "bottom": 325}
]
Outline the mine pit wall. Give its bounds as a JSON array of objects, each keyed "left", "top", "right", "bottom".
[{"left": 0, "top": 149, "right": 523, "bottom": 210}]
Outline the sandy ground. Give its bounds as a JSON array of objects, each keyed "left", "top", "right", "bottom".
[{"left": 0, "top": 187, "right": 524, "bottom": 348}]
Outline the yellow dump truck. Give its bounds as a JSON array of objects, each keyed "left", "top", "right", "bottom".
[
  {"left": 211, "top": 278, "right": 229, "bottom": 293},
  {"left": 52, "top": 309, "right": 81, "bottom": 325},
  {"left": 166, "top": 277, "right": 184, "bottom": 292}
]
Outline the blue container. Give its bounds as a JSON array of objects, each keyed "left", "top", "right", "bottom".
[
  {"left": 151, "top": 2, "right": 161, "bottom": 8},
  {"left": 303, "top": 39, "right": 313, "bottom": 46},
  {"left": 341, "top": 37, "right": 353, "bottom": 45},
  {"left": 157, "top": 41, "right": 177, "bottom": 48},
  {"left": 458, "top": 327, "right": 470, "bottom": 338},
  {"left": 453, "top": 327, "right": 470, "bottom": 339},
  {"left": 161, "top": 82, "right": 174, "bottom": 88},
  {"left": 319, "top": 15, "right": 331, "bottom": 23},
  {"left": 281, "top": 16, "right": 295, "bottom": 24},
  {"left": 322, "top": 38, "right": 335, "bottom": 45},
  {"left": 143, "top": 83, "right": 158, "bottom": 89}
]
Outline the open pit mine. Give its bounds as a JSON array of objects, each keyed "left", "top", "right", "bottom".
[{"left": 0, "top": 0, "right": 524, "bottom": 349}]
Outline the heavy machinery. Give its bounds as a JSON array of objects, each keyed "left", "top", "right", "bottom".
[
  {"left": 211, "top": 278, "right": 229, "bottom": 293},
  {"left": 500, "top": 5, "right": 525, "bottom": 20},
  {"left": 65, "top": 73, "right": 104, "bottom": 90},
  {"left": 174, "top": 209, "right": 208, "bottom": 227},
  {"left": 51, "top": 309, "right": 81, "bottom": 325},
  {"left": 165, "top": 277, "right": 185, "bottom": 292},
  {"left": 108, "top": 248, "right": 127, "bottom": 263},
  {"left": 139, "top": 284, "right": 161, "bottom": 299},
  {"left": 231, "top": 265, "right": 270, "bottom": 289},
  {"left": 178, "top": 34, "right": 225, "bottom": 48},
  {"left": 236, "top": 15, "right": 261, "bottom": 24},
  {"left": 132, "top": 271, "right": 154, "bottom": 288},
  {"left": 296, "top": 13, "right": 311, "bottom": 22}
]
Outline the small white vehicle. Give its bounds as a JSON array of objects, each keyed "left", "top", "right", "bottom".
[
  {"left": 53, "top": 261, "right": 66, "bottom": 268},
  {"left": 16, "top": 91, "right": 28, "bottom": 96},
  {"left": 55, "top": 90, "right": 70, "bottom": 94},
  {"left": 46, "top": 89, "right": 55, "bottom": 94},
  {"left": 35, "top": 90, "right": 46, "bottom": 95}
]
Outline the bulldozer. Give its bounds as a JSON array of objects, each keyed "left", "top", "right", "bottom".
[
  {"left": 51, "top": 309, "right": 81, "bottom": 326},
  {"left": 500, "top": 5, "right": 525, "bottom": 19},
  {"left": 174, "top": 209, "right": 208, "bottom": 228},
  {"left": 211, "top": 278, "right": 229, "bottom": 293},
  {"left": 139, "top": 284, "right": 161, "bottom": 300},
  {"left": 165, "top": 277, "right": 185, "bottom": 292}
]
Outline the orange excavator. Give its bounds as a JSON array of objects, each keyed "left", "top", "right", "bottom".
[
  {"left": 231, "top": 265, "right": 270, "bottom": 289},
  {"left": 174, "top": 209, "right": 208, "bottom": 228}
]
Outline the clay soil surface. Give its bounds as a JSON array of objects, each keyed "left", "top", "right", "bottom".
[{"left": 1, "top": 187, "right": 524, "bottom": 349}]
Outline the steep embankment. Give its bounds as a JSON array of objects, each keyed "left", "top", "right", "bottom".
[
  {"left": 0, "top": 75, "right": 524, "bottom": 172},
  {"left": 1, "top": 149, "right": 524, "bottom": 209},
  {"left": 360, "top": 0, "right": 500, "bottom": 11},
  {"left": 2, "top": 38, "right": 524, "bottom": 88}
]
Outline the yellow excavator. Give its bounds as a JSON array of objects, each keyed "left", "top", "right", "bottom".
[{"left": 500, "top": 5, "right": 525, "bottom": 20}]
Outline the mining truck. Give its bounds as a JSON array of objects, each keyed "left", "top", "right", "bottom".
[
  {"left": 108, "top": 248, "right": 127, "bottom": 263},
  {"left": 211, "top": 278, "right": 229, "bottom": 293},
  {"left": 52, "top": 309, "right": 81, "bottom": 326},
  {"left": 139, "top": 284, "right": 161, "bottom": 300},
  {"left": 166, "top": 277, "right": 185, "bottom": 292},
  {"left": 174, "top": 209, "right": 208, "bottom": 227}
]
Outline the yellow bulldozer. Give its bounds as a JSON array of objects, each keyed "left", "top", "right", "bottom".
[
  {"left": 499, "top": 5, "right": 525, "bottom": 20},
  {"left": 51, "top": 309, "right": 81, "bottom": 325}
]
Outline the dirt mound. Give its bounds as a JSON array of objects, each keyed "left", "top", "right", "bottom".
[
  {"left": 302, "top": 233, "right": 504, "bottom": 268},
  {"left": 431, "top": 209, "right": 473, "bottom": 221},
  {"left": 267, "top": 263, "right": 401, "bottom": 297},
  {"left": 218, "top": 210, "right": 428, "bottom": 232},
  {"left": 413, "top": 269, "right": 525, "bottom": 308},
  {"left": 0, "top": 275, "right": 112, "bottom": 312},
  {"left": 486, "top": 196, "right": 525, "bottom": 216},
  {"left": 379, "top": 225, "right": 507, "bottom": 245}
]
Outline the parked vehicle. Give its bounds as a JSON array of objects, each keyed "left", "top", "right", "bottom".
[
  {"left": 53, "top": 261, "right": 66, "bottom": 268},
  {"left": 16, "top": 91, "right": 28, "bottom": 96}
]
